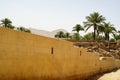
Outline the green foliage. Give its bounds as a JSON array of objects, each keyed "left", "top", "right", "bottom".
[
  {"left": 55, "top": 31, "right": 72, "bottom": 39},
  {"left": 7, "top": 24, "right": 15, "bottom": 29},
  {"left": 118, "top": 30, "right": 120, "bottom": 33},
  {"left": 82, "top": 32, "right": 104, "bottom": 41},
  {"left": 0, "top": 18, "right": 14, "bottom": 29},
  {"left": 72, "top": 24, "right": 84, "bottom": 33},
  {"left": 110, "top": 38, "right": 116, "bottom": 42},
  {"left": 96, "top": 35, "right": 104, "bottom": 41},
  {"left": 25, "top": 29, "right": 31, "bottom": 33},
  {"left": 114, "top": 35, "right": 120, "bottom": 40},
  {"left": 84, "top": 12, "right": 106, "bottom": 40},
  {"left": 0, "top": 18, "right": 31, "bottom": 33},
  {"left": 64, "top": 32, "right": 71, "bottom": 39},
  {"left": 113, "top": 31, "right": 120, "bottom": 40},
  {"left": 71, "top": 24, "right": 84, "bottom": 41},
  {"left": 72, "top": 33, "right": 82, "bottom": 41},
  {"left": 102, "top": 22, "right": 116, "bottom": 40},
  {"left": 0, "top": 13, "right": 118, "bottom": 40},
  {"left": 83, "top": 33, "right": 93, "bottom": 41},
  {"left": 17, "top": 27, "right": 31, "bottom": 33},
  {"left": 54, "top": 31, "right": 65, "bottom": 38}
]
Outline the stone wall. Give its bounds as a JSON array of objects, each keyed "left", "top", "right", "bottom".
[{"left": 0, "top": 27, "right": 120, "bottom": 80}]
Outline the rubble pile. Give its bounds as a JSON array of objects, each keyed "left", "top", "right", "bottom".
[{"left": 87, "top": 46, "right": 120, "bottom": 59}]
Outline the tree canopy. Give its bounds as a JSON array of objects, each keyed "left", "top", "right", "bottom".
[
  {"left": 0, "top": 12, "right": 120, "bottom": 42},
  {"left": 0, "top": 18, "right": 31, "bottom": 33},
  {"left": 84, "top": 12, "right": 106, "bottom": 40},
  {"left": 0, "top": 18, "right": 14, "bottom": 29},
  {"left": 72, "top": 24, "right": 84, "bottom": 33},
  {"left": 54, "top": 12, "right": 120, "bottom": 42}
]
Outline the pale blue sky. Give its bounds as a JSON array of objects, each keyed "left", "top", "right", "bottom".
[{"left": 0, "top": 0, "right": 120, "bottom": 32}]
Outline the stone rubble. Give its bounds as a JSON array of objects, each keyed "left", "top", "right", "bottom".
[{"left": 87, "top": 46, "right": 120, "bottom": 59}]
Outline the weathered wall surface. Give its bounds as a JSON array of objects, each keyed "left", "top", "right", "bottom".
[{"left": 0, "top": 27, "right": 120, "bottom": 80}]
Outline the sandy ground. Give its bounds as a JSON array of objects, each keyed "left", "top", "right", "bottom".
[
  {"left": 87, "top": 69, "right": 120, "bottom": 80},
  {"left": 98, "top": 69, "right": 120, "bottom": 80}
]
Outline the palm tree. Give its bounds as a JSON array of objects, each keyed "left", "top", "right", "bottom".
[
  {"left": 84, "top": 12, "right": 106, "bottom": 40},
  {"left": 72, "top": 24, "right": 84, "bottom": 34},
  {"left": 65, "top": 32, "right": 71, "bottom": 39},
  {"left": 102, "top": 22, "right": 116, "bottom": 40},
  {"left": 1, "top": 18, "right": 12, "bottom": 28},
  {"left": 72, "top": 33, "right": 81, "bottom": 41},
  {"left": 54, "top": 31, "right": 65, "bottom": 38},
  {"left": 83, "top": 32, "right": 93, "bottom": 41}
]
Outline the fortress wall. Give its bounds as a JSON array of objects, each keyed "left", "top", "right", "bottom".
[
  {"left": 0, "top": 27, "right": 120, "bottom": 80},
  {"left": 99, "top": 58, "right": 120, "bottom": 73},
  {"left": 116, "top": 60, "right": 120, "bottom": 68}
]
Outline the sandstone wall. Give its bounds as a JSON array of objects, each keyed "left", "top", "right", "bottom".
[{"left": 0, "top": 27, "right": 120, "bottom": 80}]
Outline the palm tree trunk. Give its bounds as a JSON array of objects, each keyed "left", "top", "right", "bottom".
[
  {"left": 105, "top": 32, "right": 109, "bottom": 41},
  {"left": 93, "top": 24, "right": 97, "bottom": 41},
  {"left": 105, "top": 33, "right": 107, "bottom": 40},
  {"left": 107, "top": 33, "right": 109, "bottom": 41},
  {"left": 5, "top": 23, "right": 7, "bottom": 28}
]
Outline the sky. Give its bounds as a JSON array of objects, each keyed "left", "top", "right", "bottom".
[{"left": 0, "top": 0, "right": 120, "bottom": 33}]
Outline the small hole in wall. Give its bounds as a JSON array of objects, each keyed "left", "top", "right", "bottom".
[
  {"left": 51, "top": 47, "right": 54, "bottom": 54},
  {"left": 79, "top": 45, "right": 81, "bottom": 47},
  {"left": 80, "top": 51, "right": 81, "bottom": 56}
]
